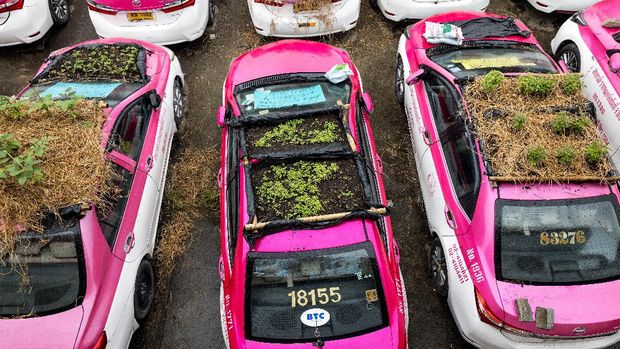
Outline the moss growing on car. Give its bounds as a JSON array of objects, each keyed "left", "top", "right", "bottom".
[
  {"left": 481, "top": 70, "right": 505, "bottom": 92},
  {"left": 255, "top": 118, "right": 341, "bottom": 148},
  {"left": 518, "top": 75, "right": 555, "bottom": 97}
]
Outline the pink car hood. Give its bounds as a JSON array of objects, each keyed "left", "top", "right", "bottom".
[
  {"left": 497, "top": 281, "right": 620, "bottom": 337},
  {"left": 0, "top": 306, "right": 83, "bottom": 348},
  {"left": 244, "top": 327, "right": 393, "bottom": 348}
]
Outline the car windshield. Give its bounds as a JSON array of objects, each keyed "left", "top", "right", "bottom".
[
  {"left": 246, "top": 242, "right": 387, "bottom": 342},
  {"left": 23, "top": 81, "right": 144, "bottom": 108},
  {"left": 0, "top": 216, "right": 84, "bottom": 317},
  {"left": 431, "top": 47, "right": 558, "bottom": 79},
  {"left": 497, "top": 195, "right": 620, "bottom": 285},
  {"left": 235, "top": 80, "right": 351, "bottom": 117}
]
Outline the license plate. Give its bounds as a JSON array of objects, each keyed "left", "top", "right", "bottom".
[
  {"left": 298, "top": 21, "right": 316, "bottom": 27},
  {"left": 293, "top": 2, "right": 321, "bottom": 12},
  {"left": 127, "top": 12, "right": 155, "bottom": 21}
]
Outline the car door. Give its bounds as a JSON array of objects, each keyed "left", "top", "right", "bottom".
[
  {"left": 106, "top": 95, "right": 158, "bottom": 261},
  {"left": 220, "top": 111, "right": 240, "bottom": 285}
]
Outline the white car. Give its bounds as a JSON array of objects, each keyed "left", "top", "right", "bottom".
[
  {"left": 0, "top": 0, "right": 69, "bottom": 46},
  {"left": 248, "top": 0, "right": 359, "bottom": 37},
  {"left": 526, "top": 0, "right": 601, "bottom": 13},
  {"left": 373, "top": 0, "right": 487, "bottom": 22},
  {"left": 551, "top": 0, "right": 620, "bottom": 168},
  {"left": 86, "top": 0, "right": 213, "bottom": 45}
]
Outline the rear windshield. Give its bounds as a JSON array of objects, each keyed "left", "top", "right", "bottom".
[
  {"left": 431, "top": 47, "right": 557, "bottom": 79},
  {"left": 497, "top": 195, "right": 620, "bottom": 285},
  {"left": 235, "top": 80, "right": 351, "bottom": 117},
  {"left": 246, "top": 242, "right": 387, "bottom": 342},
  {"left": 0, "top": 218, "right": 85, "bottom": 317},
  {"left": 23, "top": 81, "right": 144, "bottom": 108}
]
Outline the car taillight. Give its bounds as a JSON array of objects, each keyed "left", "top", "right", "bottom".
[
  {"left": 86, "top": 0, "right": 117, "bottom": 14},
  {"left": 0, "top": 0, "right": 24, "bottom": 14},
  {"left": 161, "top": 0, "right": 195, "bottom": 12},
  {"left": 475, "top": 289, "right": 533, "bottom": 337},
  {"left": 92, "top": 331, "right": 107, "bottom": 349}
]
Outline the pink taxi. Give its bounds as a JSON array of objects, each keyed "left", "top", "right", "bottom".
[
  {"left": 0, "top": 38, "right": 184, "bottom": 348},
  {"left": 217, "top": 40, "right": 408, "bottom": 348},
  {"left": 552, "top": 0, "right": 620, "bottom": 169},
  {"left": 396, "top": 11, "right": 620, "bottom": 349}
]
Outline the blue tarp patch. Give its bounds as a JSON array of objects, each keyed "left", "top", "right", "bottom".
[
  {"left": 42, "top": 82, "right": 122, "bottom": 99},
  {"left": 254, "top": 85, "right": 326, "bottom": 109}
]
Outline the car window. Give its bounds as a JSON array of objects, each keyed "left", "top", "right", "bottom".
[
  {"left": 97, "top": 163, "right": 134, "bottom": 248},
  {"left": 108, "top": 98, "right": 151, "bottom": 161},
  {"left": 424, "top": 72, "right": 459, "bottom": 135},
  {"left": 442, "top": 132, "right": 479, "bottom": 218}
]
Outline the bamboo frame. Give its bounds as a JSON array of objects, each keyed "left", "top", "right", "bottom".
[
  {"left": 244, "top": 207, "right": 387, "bottom": 231},
  {"left": 489, "top": 176, "right": 620, "bottom": 183}
]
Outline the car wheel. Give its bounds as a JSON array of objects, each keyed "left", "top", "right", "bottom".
[
  {"left": 429, "top": 238, "right": 448, "bottom": 298},
  {"left": 134, "top": 258, "right": 155, "bottom": 322},
  {"left": 395, "top": 55, "right": 405, "bottom": 105},
  {"left": 173, "top": 78, "right": 187, "bottom": 133},
  {"left": 556, "top": 42, "right": 581, "bottom": 73},
  {"left": 207, "top": 1, "right": 215, "bottom": 26},
  {"left": 49, "top": 0, "right": 70, "bottom": 26}
]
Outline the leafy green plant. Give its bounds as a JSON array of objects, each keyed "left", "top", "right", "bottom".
[
  {"left": 481, "top": 70, "right": 505, "bottom": 92},
  {"left": 551, "top": 112, "right": 590, "bottom": 135},
  {"left": 560, "top": 74, "right": 582, "bottom": 96},
  {"left": 0, "top": 134, "right": 50, "bottom": 185},
  {"left": 255, "top": 118, "right": 340, "bottom": 148},
  {"left": 518, "top": 75, "right": 555, "bottom": 97},
  {"left": 586, "top": 141, "right": 607, "bottom": 166},
  {"left": 556, "top": 147, "right": 576, "bottom": 166},
  {"left": 512, "top": 113, "right": 527, "bottom": 131},
  {"left": 0, "top": 96, "right": 27, "bottom": 120},
  {"left": 527, "top": 146, "right": 548, "bottom": 167}
]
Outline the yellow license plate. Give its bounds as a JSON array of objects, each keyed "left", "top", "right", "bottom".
[
  {"left": 298, "top": 21, "right": 316, "bottom": 27},
  {"left": 293, "top": 1, "right": 321, "bottom": 12},
  {"left": 127, "top": 12, "right": 155, "bottom": 21}
]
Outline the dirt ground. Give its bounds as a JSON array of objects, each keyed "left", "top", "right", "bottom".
[{"left": 0, "top": 0, "right": 610, "bottom": 348}]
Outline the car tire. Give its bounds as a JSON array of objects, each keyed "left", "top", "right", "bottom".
[
  {"left": 429, "top": 237, "right": 448, "bottom": 298},
  {"left": 395, "top": 55, "right": 405, "bottom": 105},
  {"left": 369, "top": 0, "right": 378, "bottom": 10},
  {"left": 556, "top": 42, "right": 581, "bottom": 73},
  {"left": 173, "top": 78, "right": 187, "bottom": 135},
  {"left": 134, "top": 258, "right": 155, "bottom": 322},
  {"left": 207, "top": 1, "right": 215, "bottom": 26},
  {"left": 49, "top": 0, "right": 70, "bottom": 27}
]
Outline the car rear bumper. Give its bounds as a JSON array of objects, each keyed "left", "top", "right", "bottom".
[
  {"left": 0, "top": 0, "right": 53, "bottom": 46},
  {"left": 248, "top": 0, "right": 359, "bottom": 37},
  {"left": 87, "top": 0, "right": 209, "bottom": 45},
  {"left": 525, "top": 0, "right": 598, "bottom": 13},
  {"left": 376, "top": 0, "right": 488, "bottom": 22}
]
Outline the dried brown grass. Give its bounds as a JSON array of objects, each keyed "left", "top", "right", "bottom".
[
  {"left": 0, "top": 99, "right": 113, "bottom": 255},
  {"left": 464, "top": 74, "right": 612, "bottom": 181}
]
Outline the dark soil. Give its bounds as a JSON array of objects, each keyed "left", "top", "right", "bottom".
[
  {"left": 245, "top": 112, "right": 348, "bottom": 155},
  {"left": 252, "top": 158, "right": 364, "bottom": 222},
  {"left": 41, "top": 44, "right": 142, "bottom": 82}
]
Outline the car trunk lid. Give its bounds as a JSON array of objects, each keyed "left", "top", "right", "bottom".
[{"left": 0, "top": 306, "right": 84, "bottom": 348}]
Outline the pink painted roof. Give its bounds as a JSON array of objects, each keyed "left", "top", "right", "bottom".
[{"left": 227, "top": 40, "right": 351, "bottom": 86}]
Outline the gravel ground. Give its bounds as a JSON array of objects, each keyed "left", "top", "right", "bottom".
[{"left": 1, "top": 1, "right": 615, "bottom": 348}]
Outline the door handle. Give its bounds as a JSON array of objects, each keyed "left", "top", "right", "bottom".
[
  {"left": 145, "top": 155, "right": 153, "bottom": 172},
  {"left": 123, "top": 231, "right": 135, "bottom": 253},
  {"left": 444, "top": 206, "right": 457, "bottom": 230},
  {"left": 217, "top": 168, "right": 223, "bottom": 188},
  {"left": 218, "top": 256, "right": 226, "bottom": 282},
  {"left": 423, "top": 130, "right": 433, "bottom": 145}
]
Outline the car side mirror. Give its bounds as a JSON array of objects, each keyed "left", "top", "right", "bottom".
[
  {"left": 609, "top": 52, "right": 620, "bottom": 73},
  {"left": 361, "top": 92, "right": 374, "bottom": 114},
  {"left": 217, "top": 106, "right": 226, "bottom": 128},
  {"left": 149, "top": 93, "right": 161, "bottom": 109},
  {"left": 406, "top": 69, "right": 425, "bottom": 85}
]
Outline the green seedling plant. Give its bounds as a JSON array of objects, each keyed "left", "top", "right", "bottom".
[
  {"left": 551, "top": 112, "right": 589, "bottom": 135},
  {"left": 556, "top": 147, "right": 576, "bottom": 166},
  {"left": 518, "top": 75, "right": 555, "bottom": 97},
  {"left": 255, "top": 118, "right": 340, "bottom": 148},
  {"left": 560, "top": 74, "right": 582, "bottom": 95},
  {"left": 0, "top": 96, "right": 27, "bottom": 120},
  {"left": 0, "top": 134, "right": 50, "bottom": 185},
  {"left": 256, "top": 161, "right": 341, "bottom": 219},
  {"left": 481, "top": 70, "right": 505, "bottom": 92},
  {"left": 586, "top": 141, "right": 607, "bottom": 166},
  {"left": 527, "top": 146, "right": 548, "bottom": 167},
  {"left": 512, "top": 113, "right": 527, "bottom": 131}
]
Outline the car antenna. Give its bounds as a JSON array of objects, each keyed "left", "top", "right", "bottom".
[{"left": 312, "top": 327, "right": 324, "bottom": 348}]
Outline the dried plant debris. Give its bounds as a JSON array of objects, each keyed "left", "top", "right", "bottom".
[
  {"left": 40, "top": 44, "right": 143, "bottom": 82},
  {"left": 0, "top": 95, "right": 114, "bottom": 256},
  {"left": 464, "top": 72, "right": 611, "bottom": 181},
  {"left": 252, "top": 158, "right": 364, "bottom": 221}
]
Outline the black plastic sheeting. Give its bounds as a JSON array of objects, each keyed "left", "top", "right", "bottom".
[
  {"left": 449, "top": 17, "right": 531, "bottom": 40},
  {"left": 230, "top": 106, "right": 387, "bottom": 246}
]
